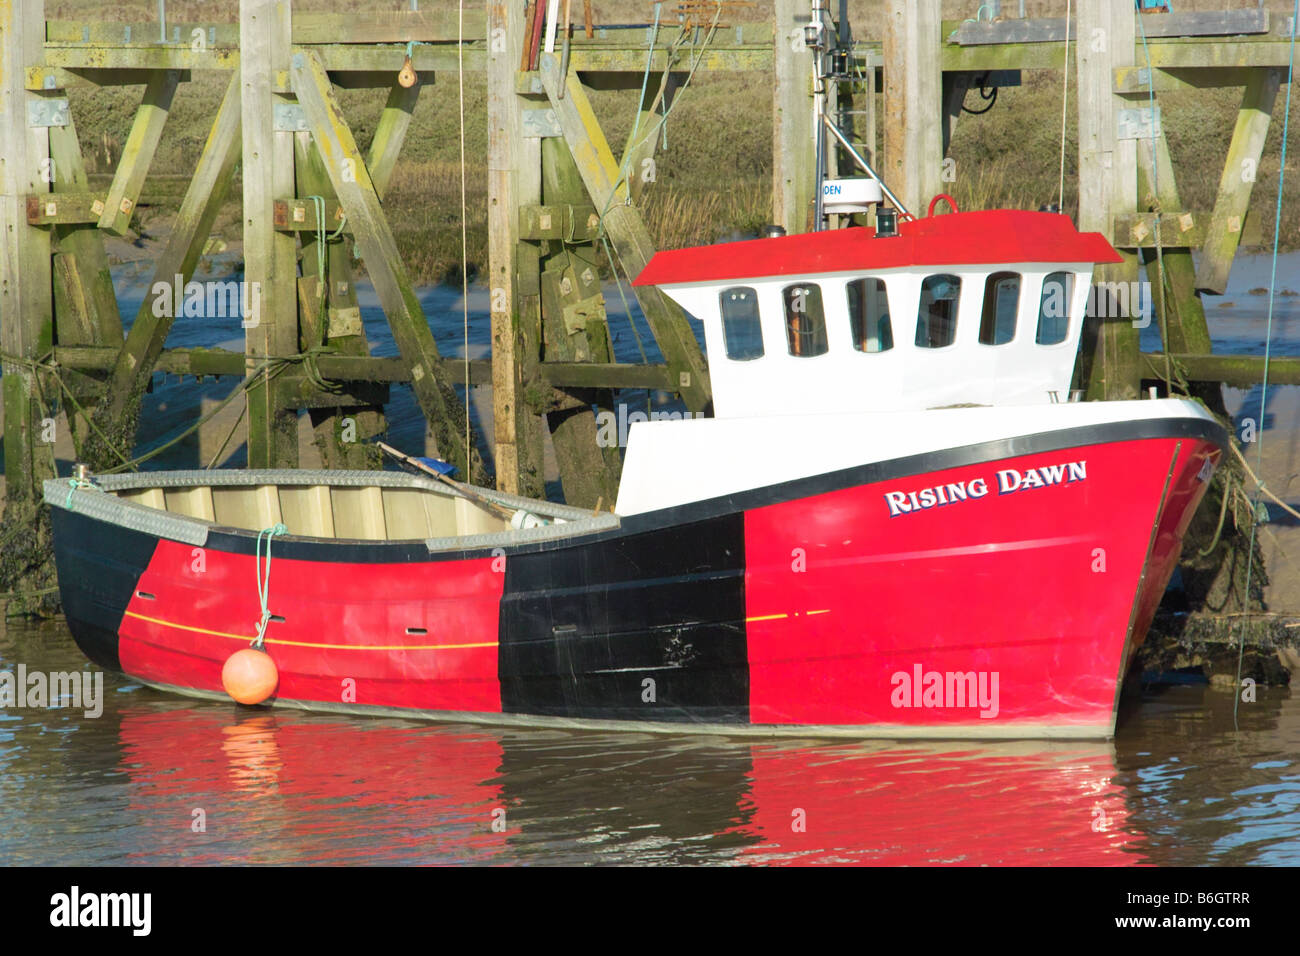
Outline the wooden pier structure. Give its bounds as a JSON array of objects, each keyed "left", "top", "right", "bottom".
[{"left": 0, "top": 0, "right": 1295, "bottom": 613}]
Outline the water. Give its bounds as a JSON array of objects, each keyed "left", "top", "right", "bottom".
[
  {"left": 7, "top": 251, "right": 1297, "bottom": 866},
  {"left": 3, "top": 617, "right": 1299, "bottom": 865}
]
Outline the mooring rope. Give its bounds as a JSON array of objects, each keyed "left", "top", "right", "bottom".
[
  {"left": 0, "top": 346, "right": 305, "bottom": 476},
  {"left": 595, "top": 1, "right": 723, "bottom": 241},
  {"left": 458, "top": 0, "right": 471, "bottom": 478},
  {"left": 252, "top": 522, "right": 288, "bottom": 649},
  {"left": 1057, "top": 0, "right": 1071, "bottom": 211},
  {"left": 1234, "top": 0, "right": 1298, "bottom": 730},
  {"left": 64, "top": 476, "right": 99, "bottom": 509}
]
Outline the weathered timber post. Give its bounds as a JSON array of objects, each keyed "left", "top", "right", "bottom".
[
  {"left": 92, "top": 71, "right": 242, "bottom": 470},
  {"left": 883, "top": 0, "right": 943, "bottom": 217},
  {"left": 294, "top": 136, "right": 385, "bottom": 470},
  {"left": 1133, "top": 92, "right": 1268, "bottom": 617},
  {"left": 98, "top": 69, "right": 180, "bottom": 237},
  {"left": 0, "top": 0, "right": 59, "bottom": 614},
  {"left": 48, "top": 106, "right": 124, "bottom": 455},
  {"left": 539, "top": 137, "right": 622, "bottom": 508},
  {"left": 773, "top": 0, "right": 815, "bottom": 232},
  {"left": 488, "top": 0, "right": 545, "bottom": 497},
  {"left": 1135, "top": 130, "right": 1220, "bottom": 373},
  {"left": 242, "top": 0, "right": 300, "bottom": 469},
  {"left": 1197, "top": 68, "right": 1281, "bottom": 294},
  {"left": 1077, "top": 0, "right": 1140, "bottom": 401},
  {"left": 537, "top": 54, "right": 711, "bottom": 413}
]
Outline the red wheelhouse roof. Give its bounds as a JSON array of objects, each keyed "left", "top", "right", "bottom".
[{"left": 632, "top": 209, "right": 1123, "bottom": 287}]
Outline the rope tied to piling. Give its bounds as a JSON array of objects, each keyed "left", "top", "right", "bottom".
[{"left": 252, "top": 522, "right": 288, "bottom": 649}]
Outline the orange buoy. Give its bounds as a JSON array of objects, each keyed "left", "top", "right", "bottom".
[{"left": 221, "top": 647, "right": 279, "bottom": 705}]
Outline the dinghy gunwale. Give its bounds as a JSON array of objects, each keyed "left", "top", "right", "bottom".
[{"left": 43, "top": 467, "right": 618, "bottom": 554}]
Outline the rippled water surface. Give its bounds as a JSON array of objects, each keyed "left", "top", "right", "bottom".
[{"left": 3, "top": 618, "right": 1299, "bottom": 866}]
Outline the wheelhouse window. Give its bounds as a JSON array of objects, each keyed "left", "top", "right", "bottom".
[
  {"left": 979, "top": 272, "right": 1020, "bottom": 346},
  {"left": 783, "top": 284, "right": 829, "bottom": 357},
  {"left": 915, "top": 274, "right": 961, "bottom": 349},
  {"left": 847, "top": 278, "right": 894, "bottom": 353},
  {"left": 1036, "top": 272, "right": 1074, "bottom": 345},
  {"left": 720, "top": 286, "right": 764, "bottom": 360}
]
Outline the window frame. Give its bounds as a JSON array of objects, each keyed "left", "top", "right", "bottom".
[
  {"left": 1035, "top": 271, "right": 1075, "bottom": 347},
  {"left": 846, "top": 277, "right": 895, "bottom": 354},
  {"left": 782, "top": 282, "right": 830, "bottom": 358},
  {"left": 914, "top": 273, "right": 963, "bottom": 350},
  {"left": 718, "top": 285, "right": 765, "bottom": 362},
  {"left": 978, "top": 271, "right": 1021, "bottom": 347}
]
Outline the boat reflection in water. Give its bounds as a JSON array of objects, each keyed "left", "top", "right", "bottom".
[{"left": 115, "top": 704, "right": 1140, "bottom": 865}]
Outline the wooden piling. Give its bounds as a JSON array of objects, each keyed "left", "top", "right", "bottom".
[
  {"left": 1077, "top": 0, "right": 1141, "bottom": 401},
  {"left": 241, "top": 0, "right": 299, "bottom": 469},
  {"left": 539, "top": 137, "right": 622, "bottom": 509},
  {"left": 1197, "top": 68, "right": 1281, "bottom": 295},
  {"left": 97, "top": 69, "right": 180, "bottom": 237},
  {"left": 773, "top": 0, "right": 815, "bottom": 232},
  {"left": 884, "top": 0, "right": 943, "bottom": 216},
  {"left": 0, "top": 0, "right": 58, "bottom": 612},
  {"left": 294, "top": 135, "right": 385, "bottom": 471},
  {"left": 488, "top": 0, "right": 546, "bottom": 498}
]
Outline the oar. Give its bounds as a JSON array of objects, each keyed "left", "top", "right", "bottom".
[
  {"left": 558, "top": 0, "right": 573, "bottom": 98},
  {"left": 377, "top": 441, "right": 518, "bottom": 522}
]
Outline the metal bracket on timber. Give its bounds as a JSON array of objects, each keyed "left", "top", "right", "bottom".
[
  {"left": 1113, "top": 211, "right": 1262, "bottom": 250},
  {"left": 289, "top": 47, "right": 486, "bottom": 483},
  {"left": 536, "top": 52, "right": 712, "bottom": 413}
]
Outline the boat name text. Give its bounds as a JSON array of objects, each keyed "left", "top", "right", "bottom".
[{"left": 883, "top": 460, "right": 1087, "bottom": 517}]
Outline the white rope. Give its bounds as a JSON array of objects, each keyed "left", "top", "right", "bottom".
[
  {"left": 1058, "top": 0, "right": 1071, "bottom": 211},
  {"left": 458, "top": 0, "right": 471, "bottom": 479}
]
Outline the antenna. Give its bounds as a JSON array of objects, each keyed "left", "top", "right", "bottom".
[{"left": 807, "top": 0, "right": 912, "bottom": 227}]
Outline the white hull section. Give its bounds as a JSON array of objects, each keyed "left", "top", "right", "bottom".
[{"left": 615, "top": 398, "right": 1218, "bottom": 515}]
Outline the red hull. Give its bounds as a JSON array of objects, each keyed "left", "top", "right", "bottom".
[
  {"left": 51, "top": 422, "right": 1221, "bottom": 738},
  {"left": 745, "top": 435, "right": 1212, "bottom": 732}
]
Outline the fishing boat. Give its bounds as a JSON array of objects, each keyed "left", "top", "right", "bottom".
[{"left": 47, "top": 201, "right": 1224, "bottom": 739}]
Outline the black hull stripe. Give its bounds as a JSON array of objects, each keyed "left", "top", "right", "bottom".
[{"left": 499, "top": 512, "right": 748, "bottom": 721}]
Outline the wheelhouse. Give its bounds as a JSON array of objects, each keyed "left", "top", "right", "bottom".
[{"left": 635, "top": 209, "right": 1123, "bottom": 417}]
